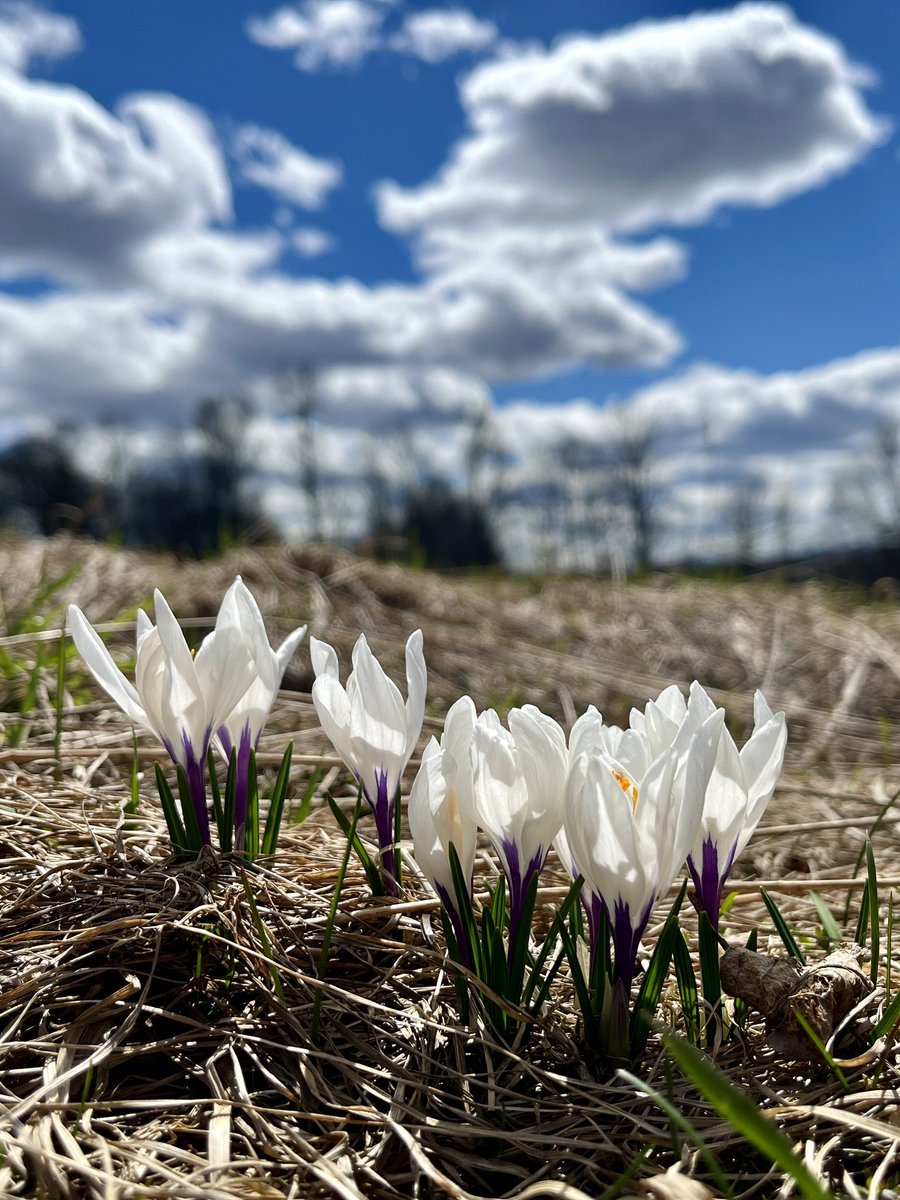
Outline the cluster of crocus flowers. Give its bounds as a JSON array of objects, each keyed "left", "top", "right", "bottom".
[
  {"left": 71, "top": 594, "right": 787, "bottom": 1052},
  {"left": 68, "top": 579, "right": 306, "bottom": 852},
  {"left": 409, "top": 677, "right": 786, "bottom": 1047}
]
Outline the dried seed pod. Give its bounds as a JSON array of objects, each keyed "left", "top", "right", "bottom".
[{"left": 721, "top": 943, "right": 873, "bottom": 1059}]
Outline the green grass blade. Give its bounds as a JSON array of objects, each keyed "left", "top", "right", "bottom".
[
  {"left": 672, "top": 930, "right": 700, "bottom": 1045},
  {"left": 523, "top": 873, "right": 584, "bottom": 1011},
  {"left": 448, "top": 842, "right": 480, "bottom": 975},
  {"left": 245, "top": 749, "right": 260, "bottom": 862},
  {"left": 867, "top": 838, "right": 880, "bottom": 985},
  {"left": 240, "top": 872, "right": 285, "bottom": 1001},
  {"left": 790, "top": 1008, "right": 849, "bottom": 1091},
  {"left": 221, "top": 749, "right": 237, "bottom": 854},
  {"left": 262, "top": 742, "right": 293, "bottom": 857},
  {"left": 844, "top": 785, "right": 900, "bottom": 925},
  {"left": 508, "top": 869, "right": 540, "bottom": 1006},
  {"left": 855, "top": 876, "right": 870, "bottom": 949},
  {"left": 619, "top": 1067, "right": 736, "bottom": 1200},
  {"left": 871, "top": 983, "right": 900, "bottom": 1043},
  {"left": 175, "top": 764, "right": 203, "bottom": 854},
  {"left": 811, "top": 892, "right": 842, "bottom": 947},
  {"left": 291, "top": 766, "right": 322, "bottom": 825},
  {"left": 313, "top": 795, "right": 363, "bottom": 1043},
  {"left": 662, "top": 1032, "right": 831, "bottom": 1200},
  {"left": 325, "top": 791, "right": 384, "bottom": 896},
  {"left": 392, "top": 783, "right": 403, "bottom": 890},
  {"left": 697, "top": 911, "right": 722, "bottom": 1047},
  {"left": 154, "top": 763, "right": 187, "bottom": 855},
  {"left": 760, "top": 887, "right": 806, "bottom": 965},
  {"left": 631, "top": 882, "right": 687, "bottom": 1058}
]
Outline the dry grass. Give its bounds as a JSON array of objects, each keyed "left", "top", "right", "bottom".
[{"left": 2, "top": 535, "right": 900, "bottom": 1198}]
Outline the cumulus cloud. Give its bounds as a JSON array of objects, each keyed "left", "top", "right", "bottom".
[
  {"left": 377, "top": 3, "right": 888, "bottom": 238},
  {"left": 246, "top": 0, "right": 384, "bottom": 72},
  {"left": 390, "top": 8, "right": 497, "bottom": 64},
  {"left": 291, "top": 227, "right": 337, "bottom": 257},
  {"left": 0, "top": 71, "right": 232, "bottom": 285},
  {"left": 0, "top": 1, "right": 80, "bottom": 72},
  {"left": 232, "top": 123, "right": 342, "bottom": 209}
]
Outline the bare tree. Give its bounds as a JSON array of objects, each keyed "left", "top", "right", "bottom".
[
  {"left": 725, "top": 471, "right": 765, "bottom": 565},
  {"left": 610, "top": 408, "right": 660, "bottom": 573},
  {"left": 832, "top": 418, "right": 900, "bottom": 546},
  {"left": 279, "top": 365, "right": 321, "bottom": 542}
]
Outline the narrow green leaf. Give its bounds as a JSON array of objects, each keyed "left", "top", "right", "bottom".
[
  {"left": 855, "top": 876, "right": 870, "bottom": 949},
  {"left": 291, "top": 766, "right": 322, "bottom": 825},
  {"left": 524, "top": 873, "right": 584, "bottom": 1011},
  {"left": 631, "top": 882, "right": 687, "bottom": 1058},
  {"left": 448, "top": 842, "right": 480, "bottom": 975},
  {"left": 221, "top": 749, "right": 237, "bottom": 855},
  {"left": 662, "top": 1032, "right": 831, "bottom": 1200},
  {"left": 240, "top": 872, "right": 285, "bottom": 1001},
  {"left": 262, "top": 742, "right": 293, "bottom": 857},
  {"left": 811, "top": 892, "right": 842, "bottom": 946},
  {"left": 790, "top": 1008, "right": 849, "bottom": 1091},
  {"left": 697, "top": 911, "right": 723, "bottom": 1047},
  {"left": 325, "top": 791, "right": 384, "bottom": 896},
  {"left": 154, "top": 763, "right": 187, "bottom": 855},
  {"left": 245, "top": 749, "right": 260, "bottom": 863},
  {"left": 760, "top": 887, "right": 806, "bottom": 965},
  {"left": 867, "top": 838, "right": 880, "bottom": 986},
  {"left": 508, "top": 869, "right": 540, "bottom": 1007},
  {"left": 558, "top": 919, "right": 593, "bottom": 1033},
  {"left": 619, "top": 1068, "right": 736, "bottom": 1200},
  {"left": 672, "top": 930, "right": 700, "bottom": 1045},
  {"left": 313, "top": 795, "right": 363, "bottom": 1043},
  {"left": 887, "top": 892, "right": 894, "bottom": 998},
  {"left": 125, "top": 728, "right": 141, "bottom": 815},
  {"left": 871, "top": 982, "right": 900, "bottom": 1043},
  {"left": 175, "top": 764, "right": 203, "bottom": 854}
]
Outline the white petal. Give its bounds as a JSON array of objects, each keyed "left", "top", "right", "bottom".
[
  {"left": 310, "top": 636, "right": 340, "bottom": 681},
  {"left": 311, "top": 673, "right": 355, "bottom": 773},
  {"left": 68, "top": 605, "right": 149, "bottom": 731},
  {"left": 403, "top": 629, "right": 427, "bottom": 761}
]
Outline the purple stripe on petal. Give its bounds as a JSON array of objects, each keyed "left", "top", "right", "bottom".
[
  {"left": 366, "top": 767, "right": 399, "bottom": 895},
  {"left": 501, "top": 838, "right": 546, "bottom": 964},
  {"left": 688, "top": 837, "right": 737, "bottom": 930},
  {"left": 181, "top": 731, "right": 211, "bottom": 848},
  {"left": 610, "top": 893, "right": 655, "bottom": 994}
]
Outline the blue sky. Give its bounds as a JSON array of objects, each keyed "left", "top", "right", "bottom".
[{"left": 2, "top": 0, "right": 899, "bottom": 562}]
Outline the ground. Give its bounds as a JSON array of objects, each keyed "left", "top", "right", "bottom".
[{"left": 1, "top": 534, "right": 900, "bottom": 1199}]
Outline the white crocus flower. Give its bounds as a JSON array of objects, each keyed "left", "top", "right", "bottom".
[
  {"left": 68, "top": 589, "right": 256, "bottom": 845},
  {"left": 311, "top": 630, "right": 427, "bottom": 893},
  {"left": 564, "top": 703, "right": 723, "bottom": 998},
  {"left": 471, "top": 704, "right": 568, "bottom": 946},
  {"left": 409, "top": 696, "right": 478, "bottom": 966},
  {"left": 210, "top": 577, "right": 307, "bottom": 850},
  {"left": 686, "top": 685, "right": 787, "bottom": 928}
]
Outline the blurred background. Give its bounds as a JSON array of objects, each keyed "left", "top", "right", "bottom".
[{"left": 1, "top": 0, "right": 898, "bottom": 580}]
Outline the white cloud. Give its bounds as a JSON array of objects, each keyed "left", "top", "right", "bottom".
[
  {"left": 246, "top": 0, "right": 384, "bottom": 72},
  {"left": 232, "top": 123, "right": 342, "bottom": 209},
  {"left": 0, "top": 69, "right": 232, "bottom": 285},
  {"left": 377, "top": 4, "right": 888, "bottom": 238},
  {"left": 390, "top": 8, "right": 497, "bottom": 64},
  {"left": 0, "top": 1, "right": 80, "bottom": 72},
  {"left": 291, "top": 226, "right": 337, "bottom": 257}
]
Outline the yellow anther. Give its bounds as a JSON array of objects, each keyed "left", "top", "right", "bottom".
[{"left": 612, "top": 768, "right": 639, "bottom": 809}]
